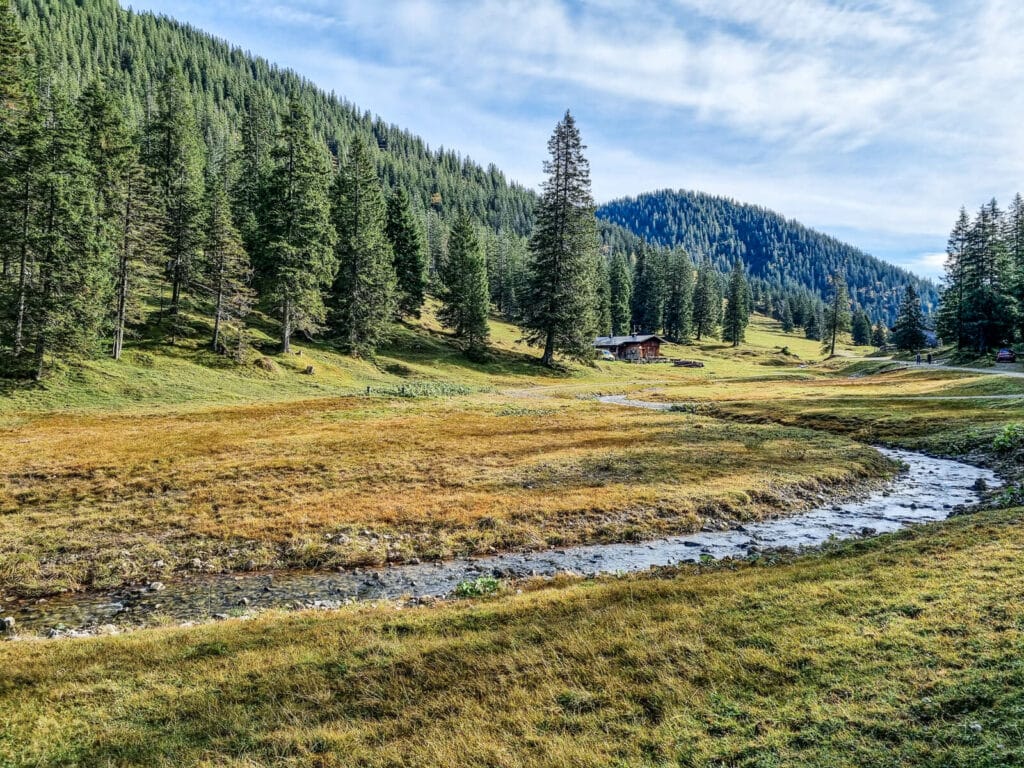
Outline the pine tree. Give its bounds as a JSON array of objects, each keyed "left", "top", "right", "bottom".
[
  {"left": 872, "top": 321, "right": 888, "bottom": 348},
  {"left": 631, "top": 246, "right": 664, "bottom": 334},
  {"left": 961, "top": 201, "right": 1016, "bottom": 352},
  {"left": 234, "top": 93, "right": 276, "bottom": 290},
  {"left": 203, "top": 168, "right": 253, "bottom": 356},
  {"left": 851, "top": 308, "right": 872, "bottom": 346},
  {"left": 936, "top": 208, "right": 970, "bottom": 349},
  {"left": 330, "top": 134, "right": 395, "bottom": 356},
  {"left": 438, "top": 212, "right": 489, "bottom": 358},
  {"left": 608, "top": 251, "right": 632, "bottom": 336},
  {"left": 663, "top": 249, "right": 694, "bottom": 343},
  {"left": 594, "top": 254, "right": 612, "bottom": 336},
  {"left": 263, "top": 97, "right": 336, "bottom": 353},
  {"left": 891, "top": 285, "right": 927, "bottom": 352},
  {"left": 781, "top": 301, "right": 795, "bottom": 333},
  {"left": 23, "top": 87, "right": 108, "bottom": 379},
  {"left": 1006, "top": 193, "right": 1024, "bottom": 342},
  {"left": 822, "top": 272, "right": 851, "bottom": 356},
  {"left": 144, "top": 71, "right": 205, "bottom": 341},
  {"left": 0, "top": 1, "right": 32, "bottom": 283},
  {"left": 385, "top": 187, "right": 426, "bottom": 319},
  {"left": 722, "top": 260, "right": 750, "bottom": 347},
  {"left": 520, "top": 111, "right": 598, "bottom": 365},
  {"left": 805, "top": 302, "right": 823, "bottom": 341},
  {"left": 692, "top": 258, "right": 719, "bottom": 341}
]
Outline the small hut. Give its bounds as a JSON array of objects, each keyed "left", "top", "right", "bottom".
[{"left": 594, "top": 334, "right": 664, "bottom": 362}]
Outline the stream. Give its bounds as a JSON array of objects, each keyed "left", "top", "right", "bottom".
[{"left": 2, "top": 397, "right": 1000, "bottom": 638}]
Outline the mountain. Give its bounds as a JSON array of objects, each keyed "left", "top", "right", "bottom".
[{"left": 597, "top": 189, "right": 938, "bottom": 324}]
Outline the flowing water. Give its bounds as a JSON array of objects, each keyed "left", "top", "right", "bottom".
[{"left": 2, "top": 397, "right": 1000, "bottom": 638}]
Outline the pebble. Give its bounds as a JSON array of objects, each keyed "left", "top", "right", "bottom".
[{"left": 1, "top": 616, "right": 14, "bottom": 634}]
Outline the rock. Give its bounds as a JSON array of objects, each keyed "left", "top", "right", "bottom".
[
  {"left": 683, "top": 540, "right": 701, "bottom": 547},
  {"left": 212, "top": 613, "right": 229, "bottom": 620},
  {"left": 860, "top": 527, "right": 877, "bottom": 537},
  {"left": 153, "top": 560, "right": 166, "bottom": 569},
  {"left": 190, "top": 558, "right": 203, "bottom": 570},
  {"left": 302, "top": 365, "right": 314, "bottom": 375},
  {"left": 969, "top": 722, "right": 983, "bottom": 733},
  {"left": 972, "top": 478, "right": 988, "bottom": 492},
  {"left": 148, "top": 581, "right": 165, "bottom": 592},
  {"left": 244, "top": 559, "right": 256, "bottom": 571},
  {"left": 239, "top": 598, "right": 250, "bottom": 607},
  {"left": 1, "top": 616, "right": 14, "bottom": 634}
]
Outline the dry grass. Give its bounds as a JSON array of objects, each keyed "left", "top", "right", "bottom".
[
  {"left": 0, "top": 394, "right": 890, "bottom": 596},
  {"left": 1, "top": 508, "right": 1022, "bottom": 767}
]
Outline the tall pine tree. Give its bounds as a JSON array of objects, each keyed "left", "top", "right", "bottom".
[
  {"left": 330, "top": 134, "right": 396, "bottom": 356},
  {"left": 663, "top": 249, "right": 694, "bottom": 343},
  {"left": 891, "top": 285, "right": 927, "bottom": 352},
  {"left": 385, "top": 186, "right": 426, "bottom": 319},
  {"left": 203, "top": 167, "right": 253, "bottom": 356},
  {"left": 722, "top": 260, "right": 750, "bottom": 347},
  {"left": 691, "top": 258, "right": 719, "bottom": 341},
  {"left": 822, "top": 272, "right": 851, "bottom": 356},
  {"left": 520, "top": 111, "right": 598, "bottom": 365},
  {"left": 608, "top": 251, "right": 632, "bottom": 336},
  {"left": 263, "top": 97, "right": 336, "bottom": 353},
  {"left": 439, "top": 212, "right": 490, "bottom": 358}
]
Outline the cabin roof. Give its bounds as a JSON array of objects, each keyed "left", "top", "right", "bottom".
[{"left": 594, "top": 334, "right": 664, "bottom": 347}]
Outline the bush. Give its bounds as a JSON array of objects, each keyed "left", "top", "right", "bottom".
[
  {"left": 454, "top": 576, "right": 500, "bottom": 598},
  {"left": 993, "top": 423, "right": 1024, "bottom": 453}
]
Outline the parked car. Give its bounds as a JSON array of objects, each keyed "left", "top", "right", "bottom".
[
  {"left": 598, "top": 349, "right": 616, "bottom": 361},
  {"left": 995, "top": 349, "right": 1017, "bottom": 363}
]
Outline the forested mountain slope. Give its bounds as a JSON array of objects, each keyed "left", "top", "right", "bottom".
[
  {"left": 598, "top": 189, "right": 938, "bottom": 324},
  {"left": 13, "top": 0, "right": 535, "bottom": 235}
]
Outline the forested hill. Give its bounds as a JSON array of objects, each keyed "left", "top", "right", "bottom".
[
  {"left": 13, "top": 0, "right": 535, "bottom": 235},
  {"left": 597, "top": 190, "right": 938, "bottom": 323}
]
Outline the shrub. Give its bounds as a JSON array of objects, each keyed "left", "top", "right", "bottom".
[
  {"left": 993, "top": 423, "right": 1024, "bottom": 453},
  {"left": 454, "top": 576, "right": 500, "bottom": 598}
]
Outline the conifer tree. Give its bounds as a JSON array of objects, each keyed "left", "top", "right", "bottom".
[
  {"left": 722, "top": 260, "right": 750, "bottom": 347},
  {"left": 608, "top": 251, "right": 632, "bottom": 336},
  {"left": 871, "top": 321, "right": 888, "bottom": 349},
  {"left": 1006, "top": 193, "right": 1024, "bottom": 342},
  {"left": 0, "top": 1, "right": 32, "bottom": 283},
  {"left": 781, "top": 301, "right": 795, "bottom": 333},
  {"left": 203, "top": 169, "right": 253, "bottom": 356},
  {"left": 23, "top": 88, "right": 108, "bottom": 379},
  {"left": 439, "top": 212, "right": 489, "bottom": 358},
  {"left": 962, "top": 201, "right": 1016, "bottom": 351},
  {"left": 805, "top": 302, "right": 823, "bottom": 341},
  {"left": 663, "top": 249, "right": 694, "bottom": 343},
  {"left": 936, "top": 208, "right": 970, "bottom": 349},
  {"left": 144, "top": 71, "right": 205, "bottom": 341},
  {"left": 385, "top": 187, "right": 426, "bottom": 319},
  {"left": 631, "top": 245, "right": 664, "bottom": 334},
  {"left": 234, "top": 93, "right": 276, "bottom": 288},
  {"left": 594, "top": 254, "right": 612, "bottom": 336},
  {"left": 263, "top": 97, "right": 336, "bottom": 353},
  {"left": 891, "top": 285, "right": 927, "bottom": 352},
  {"left": 330, "top": 134, "right": 395, "bottom": 356},
  {"left": 851, "top": 308, "right": 872, "bottom": 346},
  {"left": 822, "top": 272, "right": 851, "bottom": 356},
  {"left": 520, "top": 111, "right": 598, "bottom": 365},
  {"left": 691, "top": 258, "right": 719, "bottom": 341}
]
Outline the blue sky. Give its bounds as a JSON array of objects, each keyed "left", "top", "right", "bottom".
[{"left": 124, "top": 0, "right": 1024, "bottom": 279}]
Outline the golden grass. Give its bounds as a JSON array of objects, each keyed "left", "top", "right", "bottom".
[
  {"left": 1, "top": 508, "right": 1022, "bottom": 767},
  {"left": 0, "top": 394, "right": 890, "bottom": 595}
]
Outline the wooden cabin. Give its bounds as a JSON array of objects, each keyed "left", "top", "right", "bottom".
[{"left": 594, "top": 334, "right": 664, "bottom": 362}]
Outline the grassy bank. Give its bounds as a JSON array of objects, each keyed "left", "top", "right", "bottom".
[{"left": 2, "top": 507, "right": 1022, "bottom": 767}]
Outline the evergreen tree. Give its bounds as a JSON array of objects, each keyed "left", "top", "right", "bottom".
[
  {"left": 891, "top": 285, "right": 927, "bottom": 352},
  {"left": 203, "top": 168, "right": 253, "bottom": 356},
  {"left": 851, "top": 308, "right": 872, "bottom": 346},
  {"left": 805, "top": 302, "right": 823, "bottom": 341},
  {"left": 822, "top": 272, "right": 851, "bottom": 356},
  {"left": 691, "top": 258, "right": 719, "bottom": 341},
  {"left": 263, "top": 97, "right": 336, "bottom": 353},
  {"left": 961, "top": 201, "right": 1016, "bottom": 351},
  {"left": 385, "top": 187, "right": 426, "bottom": 319},
  {"left": 438, "top": 212, "right": 489, "bottom": 357},
  {"left": 22, "top": 88, "right": 108, "bottom": 379},
  {"left": 631, "top": 245, "right": 664, "bottom": 334},
  {"left": 0, "top": 1, "right": 32, "bottom": 284},
  {"left": 663, "top": 249, "right": 694, "bottom": 343},
  {"left": 608, "top": 251, "right": 632, "bottom": 336},
  {"left": 722, "top": 260, "right": 750, "bottom": 347},
  {"left": 871, "top": 321, "right": 888, "bottom": 349},
  {"left": 520, "top": 111, "right": 598, "bottom": 365},
  {"left": 144, "top": 71, "right": 205, "bottom": 341},
  {"left": 330, "top": 134, "right": 395, "bottom": 356},
  {"left": 936, "top": 208, "right": 970, "bottom": 349},
  {"left": 593, "top": 254, "right": 612, "bottom": 336},
  {"left": 1006, "top": 193, "right": 1024, "bottom": 342},
  {"left": 781, "top": 301, "right": 795, "bottom": 333},
  {"left": 234, "top": 93, "right": 276, "bottom": 289}
]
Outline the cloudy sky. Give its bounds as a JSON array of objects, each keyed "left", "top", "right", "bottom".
[{"left": 125, "top": 0, "right": 1024, "bottom": 278}]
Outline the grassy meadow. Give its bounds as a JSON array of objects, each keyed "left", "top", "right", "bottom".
[{"left": 2, "top": 309, "right": 1023, "bottom": 766}]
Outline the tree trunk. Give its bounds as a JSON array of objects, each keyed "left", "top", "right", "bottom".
[
  {"left": 211, "top": 264, "right": 224, "bottom": 353},
  {"left": 12, "top": 176, "right": 31, "bottom": 357},
  {"left": 541, "top": 328, "right": 555, "bottom": 366},
  {"left": 113, "top": 187, "right": 132, "bottom": 361}
]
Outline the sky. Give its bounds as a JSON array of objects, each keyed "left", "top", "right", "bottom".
[{"left": 123, "top": 0, "right": 1024, "bottom": 280}]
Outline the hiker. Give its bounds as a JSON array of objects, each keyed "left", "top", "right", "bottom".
[
  {"left": 916, "top": 352, "right": 921, "bottom": 364},
  {"left": 927, "top": 353, "right": 932, "bottom": 365}
]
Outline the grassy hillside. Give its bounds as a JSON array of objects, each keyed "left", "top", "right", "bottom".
[{"left": 2, "top": 507, "right": 1022, "bottom": 767}]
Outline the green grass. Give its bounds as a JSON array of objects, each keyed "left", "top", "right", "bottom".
[{"left": 1, "top": 508, "right": 1022, "bottom": 767}]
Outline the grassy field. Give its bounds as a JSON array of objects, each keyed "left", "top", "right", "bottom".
[
  {"left": 2, "top": 310, "right": 1023, "bottom": 766},
  {"left": 1, "top": 507, "right": 1022, "bottom": 767}
]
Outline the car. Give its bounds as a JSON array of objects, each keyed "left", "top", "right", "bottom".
[
  {"left": 598, "top": 349, "right": 617, "bottom": 361},
  {"left": 996, "top": 349, "right": 1017, "bottom": 363}
]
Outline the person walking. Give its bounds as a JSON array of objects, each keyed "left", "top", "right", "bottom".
[{"left": 916, "top": 352, "right": 921, "bottom": 365}]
